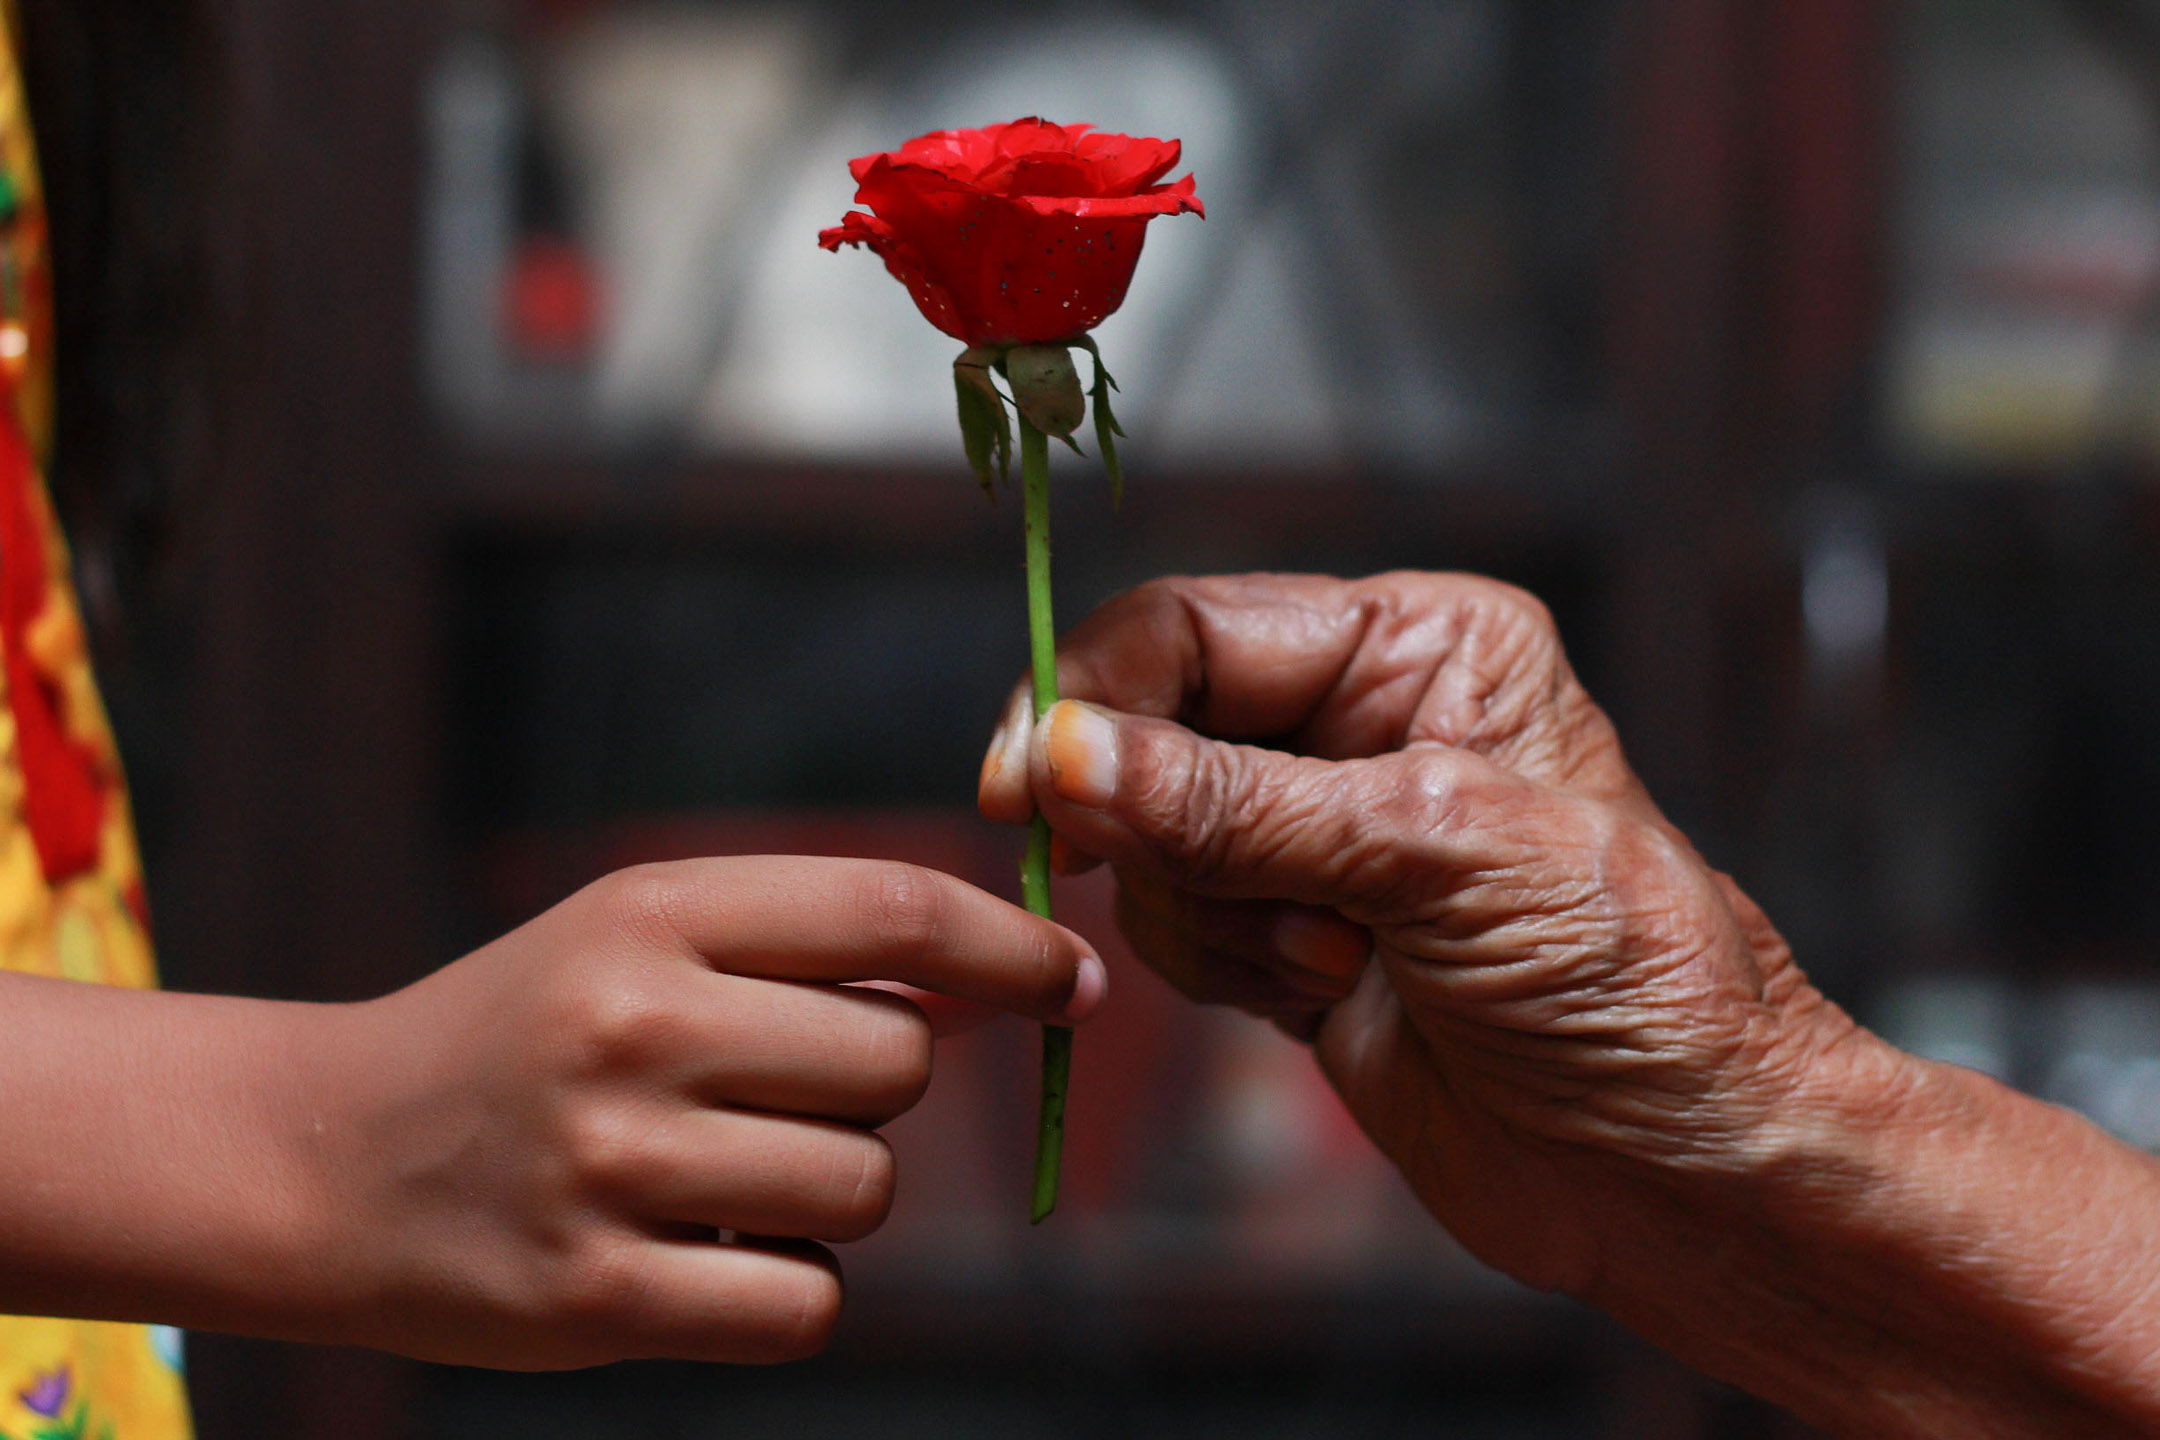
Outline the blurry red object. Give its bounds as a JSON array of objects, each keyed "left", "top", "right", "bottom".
[
  {"left": 503, "top": 236, "right": 603, "bottom": 361},
  {"left": 0, "top": 405, "right": 103, "bottom": 882}
]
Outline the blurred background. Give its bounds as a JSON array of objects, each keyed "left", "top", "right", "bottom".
[{"left": 19, "top": 0, "right": 2160, "bottom": 1435}]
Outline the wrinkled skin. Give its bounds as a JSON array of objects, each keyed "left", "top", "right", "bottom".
[{"left": 979, "top": 572, "right": 1854, "bottom": 1297}]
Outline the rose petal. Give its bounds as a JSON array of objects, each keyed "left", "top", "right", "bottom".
[
  {"left": 1071, "top": 134, "right": 1184, "bottom": 196},
  {"left": 888, "top": 126, "right": 999, "bottom": 182},
  {"left": 818, "top": 207, "right": 971, "bottom": 341},
  {"left": 826, "top": 119, "right": 1203, "bottom": 344},
  {"left": 983, "top": 152, "right": 1102, "bottom": 200},
  {"left": 992, "top": 117, "right": 1090, "bottom": 159},
  {"left": 816, "top": 209, "right": 889, "bottom": 251},
  {"left": 1012, "top": 176, "right": 1205, "bottom": 220}
]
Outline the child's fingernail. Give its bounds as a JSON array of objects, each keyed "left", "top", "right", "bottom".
[
  {"left": 1272, "top": 911, "right": 1371, "bottom": 983},
  {"left": 1042, "top": 701, "right": 1118, "bottom": 808},
  {"left": 1063, "top": 952, "right": 1108, "bottom": 1023},
  {"left": 979, "top": 687, "right": 1033, "bottom": 794}
]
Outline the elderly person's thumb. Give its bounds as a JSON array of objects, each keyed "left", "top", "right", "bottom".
[{"left": 1000, "top": 698, "right": 1509, "bottom": 922}]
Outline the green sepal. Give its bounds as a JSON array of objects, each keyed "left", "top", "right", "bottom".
[
  {"left": 953, "top": 347, "right": 1012, "bottom": 494},
  {"left": 1004, "top": 344, "right": 1086, "bottom": 439},
  {"left": 1076, "top": 335, "right": 1126, "bottom": 509}
]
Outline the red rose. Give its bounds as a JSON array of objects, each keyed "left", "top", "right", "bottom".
[{"left": 819, "top": 117, "right": 1203, "bottom": 348}]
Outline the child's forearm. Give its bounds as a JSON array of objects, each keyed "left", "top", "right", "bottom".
[
  {"left": 0, "top": 972, "right": 354, "bottom": 1337},
  {"left": 0, "top": 858, "right": 1104, "bottom": 1366},
  {"left": 1587, "top": 1033, "right": 2160, "bottom": 1438}
]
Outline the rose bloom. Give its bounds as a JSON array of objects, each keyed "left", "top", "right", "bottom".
[{"left": 819, "top": 117, "right": 1203, "bottom": 348}]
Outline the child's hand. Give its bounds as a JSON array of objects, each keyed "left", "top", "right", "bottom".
[{"left": 300, "top": 856, "right": 1102, "bottom": 1368}]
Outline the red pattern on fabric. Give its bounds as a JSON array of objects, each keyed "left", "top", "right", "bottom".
[{"left": 0, "top": 406, "right": 103, "bottom": 882}]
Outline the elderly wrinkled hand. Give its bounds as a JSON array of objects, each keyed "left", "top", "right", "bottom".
[
  {"left": 977, "top": 571, "right": 1847, "bottom": 1292},
  {"left": 980, "top": 572, "right": 2160, "bottom": 1439}
]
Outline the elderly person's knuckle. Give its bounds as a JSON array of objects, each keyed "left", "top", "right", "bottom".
[
  {"left": 1405, "top": 746, "right": 1475, "bottom": 808},
  {"left": 1590, "top": 806, "right": 1694, "bottom": 910},
  {"left": 1326, "top": 766, "right": 1442, "bottom": 903},
  {"left": 1121, "top": 574, "right": 1195, "bottom": 613},
  {"left": 1372, "top": 749, "right": 1477, "bottom": 846},
  {"left": 1445, "top": 573, "right": 1557, "bottom": 635},
  {"left": 1087, "top": 577, "right": 1196, "bottom": 651},
  {"left": 1557, "top": 801, "right": 1637, "bottom": 920},
  {"left": 1137, "top": 737, "right": 1250, "bottom": 886},
  {"left": 1459, "top": 577, "right": 1568, "bottom": 685},
  {"left": 1509, "top": 798, "right": 1716, "bottom": 990},
  {"left": 1628, "top": 854, "right": 1741, "bottom": 980}
]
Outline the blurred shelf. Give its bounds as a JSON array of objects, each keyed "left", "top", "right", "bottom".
[
  {"left": 468, "top": 807, "right": 1011, "bottom": 925},
  {"left": 441, "top": 455, "right": 1608, "bottom": 555}
]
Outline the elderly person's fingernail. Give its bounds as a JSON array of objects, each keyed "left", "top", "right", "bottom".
[
  {"left": 1272, "top": 911, "right": 1371, "bottom": 984},
  {"left": 1042, "top": 700, "right": 1119, "bottom": 807},
  {"left": 979, "top": 686, "right": 1034, "bottom": 796}
]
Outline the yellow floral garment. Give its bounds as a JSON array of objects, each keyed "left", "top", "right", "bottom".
[{"left": 0, "top": 8, "right": 195, "bottom": 1438}]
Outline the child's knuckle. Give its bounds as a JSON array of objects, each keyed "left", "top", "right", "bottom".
[
  {"left": 555, "top": 1230, "right": 659, "bottom": 1333},
  {"left": 746, "top": 1264, "right": 843, "bottom": 1363},
  {"left": 588, "top": 863, "right": 685, "bottom": 944},
  {"left": 859, "top": 863, "right": 950, "bottom": 964},
  {"left": 564, "top": 970, "right": 678, "bottom": 1074},
  {"left": 560, "top": 1102, "right": 654, "bottom": 1193},
  {"left": 858, "top": 1002, "right": 934, "bottom": 1111},
  {"left": 826, "top": 1134, "right": 897, "bottom": 1240}
]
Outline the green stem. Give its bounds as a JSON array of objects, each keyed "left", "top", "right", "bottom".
[{"left": 1020, "top": 414, "right": 1068, "bottom": 1224}]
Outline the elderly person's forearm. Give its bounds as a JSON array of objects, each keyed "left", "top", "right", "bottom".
[
  {"left": 980, "top": 571, "right": 2160, "bottom": 1438},
  {"left": 1584, "top": 1027, "right": 2160, "bottom": 1436}
]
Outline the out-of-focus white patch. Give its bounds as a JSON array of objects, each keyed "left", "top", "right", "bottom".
[
  {"left": 696, "top": 19, "right": 1253, "bottom": 460},
  {"left": 548, "top": 11, "right": 832, "bottom": 438}
]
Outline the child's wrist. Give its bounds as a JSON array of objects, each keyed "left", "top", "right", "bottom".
[
  {"left": 176, "top": 994, "right": 382, "bottom": 1343},
  {"left": 251, "top": 993, "right": 422, "bottom": 1347}
]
